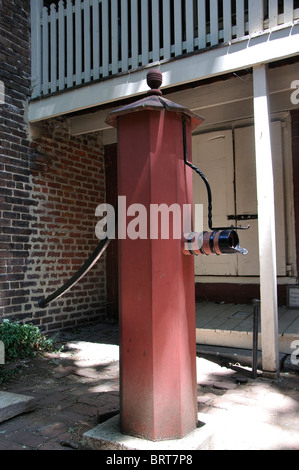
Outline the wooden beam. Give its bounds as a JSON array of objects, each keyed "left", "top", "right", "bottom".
[
  {"left": 69, "top": 62, "right": 299, "bottom": 136},
  {"left": 253, "top": 64, "right": 279, "bottom": 375}
]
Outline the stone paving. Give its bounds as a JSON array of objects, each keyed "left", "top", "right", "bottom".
[{"left": 0, "top": 321, "right": 298, "bottom": 450}]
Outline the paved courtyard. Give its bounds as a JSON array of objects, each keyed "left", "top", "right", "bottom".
[{"left": 0, "top": 321, "right": 298, "bottom": 450}]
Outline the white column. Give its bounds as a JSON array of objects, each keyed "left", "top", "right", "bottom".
[{"left": 253, "top": 64, "right": 279, "bottom": 374}]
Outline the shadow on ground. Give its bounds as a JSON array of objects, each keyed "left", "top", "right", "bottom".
[{"left": 0, "top": 321, "right": 298, "bottom": 450}]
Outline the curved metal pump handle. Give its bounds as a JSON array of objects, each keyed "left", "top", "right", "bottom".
[
  {"left": 38, "top": 235, "right": 111, "bottom": 308},
  {"left": 182, "top": 116, "right": 250, "bottom": 232},
  {"left": 38, "top": 208, "right": 117, "bottom": 309}
]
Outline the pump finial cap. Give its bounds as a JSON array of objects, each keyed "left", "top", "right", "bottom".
[{"left": 147, "top": 69, "right": 163, "bottom": 95}]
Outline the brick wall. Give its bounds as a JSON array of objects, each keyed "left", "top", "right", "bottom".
[
  {"left": 0, "top": 0, "right": 33, "bottom": 322},
  {"left": 27, "top": 120, "right": 107, "bottom": 331},
  {"left": 0, "top": 0, "right": 107, "bottom": 332}
]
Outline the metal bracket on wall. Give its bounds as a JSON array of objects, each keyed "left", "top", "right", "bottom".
[{"left": 227, "top": 214, "right": 258, "bottom": 221}]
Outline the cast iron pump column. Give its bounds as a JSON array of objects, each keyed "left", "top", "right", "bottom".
[
  {"left": 106, "top": 70, "right": 204, "bottom": 441},
  {"left": 37, "top": 68, "right": 247, "bottom": 443}
]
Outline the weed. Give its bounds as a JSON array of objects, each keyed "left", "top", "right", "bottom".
[{"left": 0, "top": 320, "right": 54, "bottom": 384}]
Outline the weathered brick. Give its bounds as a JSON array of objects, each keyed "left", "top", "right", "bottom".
[{"left": 0, "top": 0, "right": 107, "bottom": 332}]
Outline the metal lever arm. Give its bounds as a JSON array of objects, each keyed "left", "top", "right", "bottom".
[
  {"left": 38, "top": 207, "right": 117, "bottom": 309},
  {"left": 38, "top": 235, "right": 111, "bottom": 308},
  {"left": 182, "top": 116, "right": 249, "bottom": 231}
]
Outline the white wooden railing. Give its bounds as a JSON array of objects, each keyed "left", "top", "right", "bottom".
[{"left": 31, "top": 0, "right": 299, "bottom": 99}]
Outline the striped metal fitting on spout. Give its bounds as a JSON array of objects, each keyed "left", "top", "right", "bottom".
[{"left": 182, "top": 230, "right": 248, "bottom": 256}]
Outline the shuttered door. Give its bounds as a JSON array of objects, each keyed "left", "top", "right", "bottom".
[
  {"left": 192, "top": 122, "right": 286, "bottom": 277},
  {"left": 235, "top": 122, "right": 286, "bottom": 276},
  {"left": 192, "top": 130, "right": 237, "bottom": 275}
]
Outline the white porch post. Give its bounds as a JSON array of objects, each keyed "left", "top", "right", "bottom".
[{"left": 253, "top": 64, "right": 279, "bottom": 375}]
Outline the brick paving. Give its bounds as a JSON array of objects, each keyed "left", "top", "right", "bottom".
[
  {"left": 0, "top": 321, "right": 298, "bottom": 450},
  {"left": 0, "top": 322, "right": 120, "bottom": 451}
]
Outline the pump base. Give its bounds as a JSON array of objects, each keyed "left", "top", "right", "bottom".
[{"left": 83, "top": 413, "right": 214, "bottom": 451}]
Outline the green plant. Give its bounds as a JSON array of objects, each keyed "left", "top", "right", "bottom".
[{"left": 0, "top": 319, "right": 54, "bottom": 361}]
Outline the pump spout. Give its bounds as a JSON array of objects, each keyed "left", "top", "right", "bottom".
[
  {"left": 232, "top": 244, "right": 248, "bottom": 255},
  {"left": 182, "top": 230, "right": 248, "bottom": 256}
]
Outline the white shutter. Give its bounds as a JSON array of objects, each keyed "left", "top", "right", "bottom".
[
  {"left": 192, "top": 130, "right": 236, "bottom": 276},
  {"left": 192, "top": 122, "right": 286, "bottom": 278},
  {"left": 235, "top": 122, "right": 286, "bottom": 276}
]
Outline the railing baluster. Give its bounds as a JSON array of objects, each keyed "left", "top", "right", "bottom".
[
  {"left": 141, "top": 0, "right": 149, "bottom": 65},
  {"left": 42, "top": 5, "right": 49, "bottom": 95},
  {"left": 249, "top": 0, "right": 264, "bottom": 34},
  {"left": 284, "top": 0, "right": 294, "bottom": 23},
  {"left": 210, "top": 0, "right": 219, "bottom": 46},
  {"left": 197, "top": 0, "right": 206, "bottom": 49},
  {"left": 223, "top": 0, "right": 232, "bottom": 43},
  {"left": 66, "top": 0, "right": 73, "bottom": 88},
  {"left": 58, "top": 0, "right": 65, "bottom": 91},
  {"left": 102, "top": 0, "right": 109, "bottom": 76},
  {"left": 131, "top": 0, "right": 139, "bottom": 69},
  {"left": 111, "top": 0, "right": 119, "bottom": 75},
  {"left": 185, "top": 0, "right": 194, "bottom": 53},
  {"left": 84, "top": 0, "right": 91, "bottom": 82},
  {"left": 152, "top": 0, "right": 160, "bottom": 62},
  {"left": 174, "top": 0, "right": 182, "bottom": 56},
  {"left": 269, "top": 0, "right": 278, "bottom": 28},
  {"left": 75, "top": 0, "right": 82, "bottom": 85},
  {"left": 163, "top": 0, "right": 171, "bottom": 60},
  {"left": 121, "top": 0, "right": 129, "bottom": 72},
  {"left": 92, "top": 0, "right": 100, "bottom": 80},
  {"left": 236, "top": 0, "right": 245, "bottom": 38},
  {"left": 50, "top": 4, "right": 57, "bottom": 93},
  {"left": 31, "top": 0, "right": 43, "bottom": 98}
]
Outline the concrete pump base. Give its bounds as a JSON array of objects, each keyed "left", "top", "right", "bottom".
[{"left": 82, "top": 413, "right": 214, "bottom": 451}]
